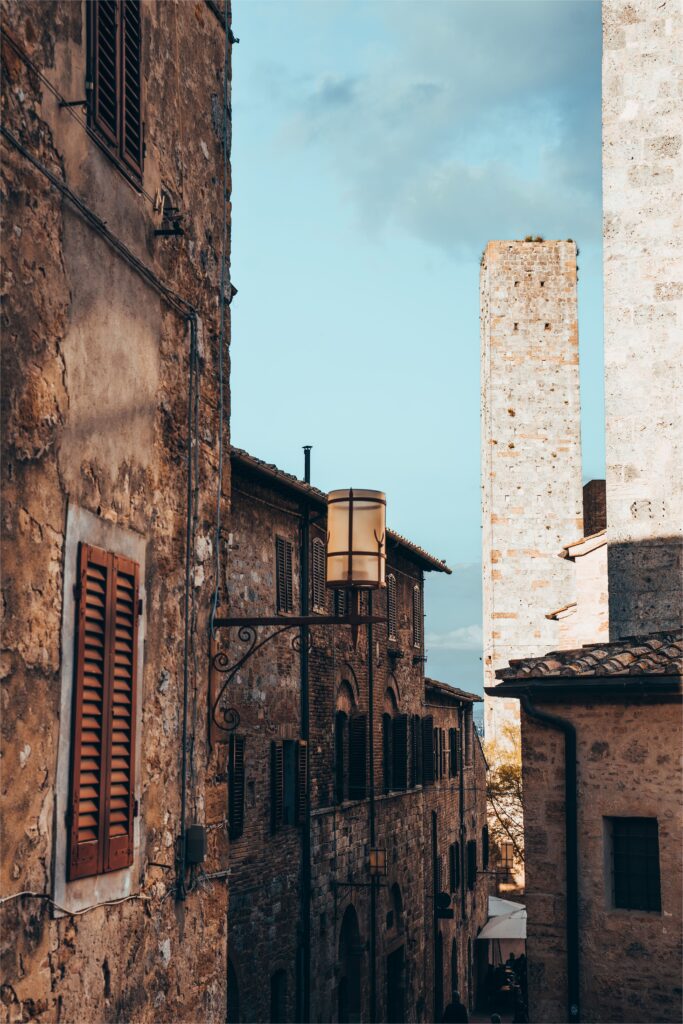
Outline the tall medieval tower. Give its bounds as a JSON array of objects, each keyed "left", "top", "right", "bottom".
[{"left": 481, "top": 240, "right": 584, "bottom": 744}]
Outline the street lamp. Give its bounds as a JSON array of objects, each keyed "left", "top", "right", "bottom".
[{"left": 210, "top": 486, "right": 388, "bottom": 739}]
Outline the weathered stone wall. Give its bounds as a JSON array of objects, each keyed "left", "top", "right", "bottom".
[
  {"left": 521, "top": 699, "right": 683, "bottom": 1024},
  {"left": 1, "top": 3, "right": 232, "bottom": 1020},
  {"left": 603, "top": 0, "right": 683, "bottom": 639},
  {"left": 481, "top": 240, "right": 583, "bottom": 743},
  {"left": 226, "top": 463, "right": 489, "bottom": 1023}
]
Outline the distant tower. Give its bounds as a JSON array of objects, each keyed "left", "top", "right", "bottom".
[{"left": 481, "top": 240, "right": 584, "bottom": 744}]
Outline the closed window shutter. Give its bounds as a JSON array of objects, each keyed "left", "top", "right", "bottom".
[
  {"left": 422, "top": 716, "right": 434, "bottom": 785},
  {"left": 105, "top": 553, "right": 138, "bottom": 872},
  {"left": 296, "top": 740, "right": 308, "bottom": 824},
  {"left": 271, "top": 741, "right": 284, "bottom": 832},
  {"left": 441, "top": 729, "right": 447, "bottom": 778},
  {"left": 387, "top": 574, "right": 398, "bottom": 641},
  {"left": 335, "top": 711, "right": 347, "bottom": 803},
  {"left": 467, "top": 840, "right": 477, "bottom": 890},
  {"left": 409, "top": 715, "right": 419, "bottom": 788},
  {"left": 311, "top": 539, "right": 326, "bottom": 613},
  {"left": 121, "top": 0, "right": 142, "bottom": 175},
  {"left": 392, "top": 714, "right": 408, "bottom": 791},
  {"left": 229, "top": 734, "right": 246, "bottom": 841},
  {"left": 451, "top": 842, "right": 461, "bottom": 889},
  {"left": 91, "top": 0, "right": 119, "bottom": 146},
  {"left": 382, "top": 714, "right": 393, "bottom": 792},
  {"left": 482, "top": 826, "right": 489, "bottom": 870},
  {"left": 68, "top": 543, "right": 138, "bottom": 881},
  {"left": 276, "top": 537, "right": 293, "bottom": 613},
  {"left": 412, "top": 585, "right": 423, "bottom": 648},
  {"left": 348, "top": 714, "right": 367, "bottom": 800},
  {"left": 448, "top": 728, "right": 456, "bottom": 777}
]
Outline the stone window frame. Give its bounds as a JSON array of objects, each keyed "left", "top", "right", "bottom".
[{"left": 52, "top": 504, "right": 146, "bottom": 916}]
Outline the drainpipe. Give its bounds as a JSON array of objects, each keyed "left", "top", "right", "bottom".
[
  {"left": 368, "top": 590, "right": 378, "bottom": 1024},
  {"left": 300, "top": 446, "right": 312, "bottom": 1022},
  {"left": 520, "top": 696, "right": 580, "bottom": 1024},
  {"left": 458, "top": 705, "right": 466, "bottom": 923}
]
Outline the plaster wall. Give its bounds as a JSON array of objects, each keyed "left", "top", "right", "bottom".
[
  {"left": 480, "top": 241, "right": 583, "bottom": 744},
  {"left": 520, "top": 699, "right": 683, "bottom": 1024},
  {"left": 1, "top": 3, "right": 232, "bottom": 1020},
  {"left": 603, "top": 0, "right": 683, "bottom": 639}
]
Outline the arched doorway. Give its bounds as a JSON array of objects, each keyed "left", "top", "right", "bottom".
[
  {"left": 227, "top": 958, "right": 240, "bottom": 1023},
  {"left": 338, "top": 904, "right": 363, "bottom": 1023},
  {"left": 386, "top": 883, "right": 406, "bottom": 1024}
]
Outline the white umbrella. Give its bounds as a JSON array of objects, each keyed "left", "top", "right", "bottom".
[
  {"left": 477, "top": 908, "right": 527, "bottom": 941},
  {"left": 488, "top": 895, "right": 526, "bottom": 917}
]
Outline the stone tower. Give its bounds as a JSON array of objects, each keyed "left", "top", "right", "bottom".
[
  {"left": 603, "top": 0, "right": 683, "bottom": 639},
  {"left": 481, "top": 240, "right": 584, "bottom": 744}
]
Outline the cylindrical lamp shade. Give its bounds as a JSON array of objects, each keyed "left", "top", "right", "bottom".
[{"left": 327, "top": 488, "right": 386, "bottom": 589}]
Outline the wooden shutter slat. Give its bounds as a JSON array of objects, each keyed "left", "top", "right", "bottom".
[
  {"left": 121, "top": 0, "right": 142, "bottom": 174},
  {"left": 348, "top": 715, "right": 367, "bottom": 800},
  {"left": 229, "top": 734, "right": 246, "bottom": 840},
  {"left": 92, "top": 0, "right": 119, "bottom": 145},
  {"left": 271, "top": 741, "right": 284, "bottom": 832},
  {"left": 422, "top": 716, "right": 434, "bottom": 785}
]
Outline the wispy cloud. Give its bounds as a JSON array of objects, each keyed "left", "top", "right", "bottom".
[{"left": 427, "top": 624, "right": 483, "bottom": 652}]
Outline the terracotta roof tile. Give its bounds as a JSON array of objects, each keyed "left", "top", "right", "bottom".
[{"left": 496, "top": 629, "right": 683, "bottom": 680}]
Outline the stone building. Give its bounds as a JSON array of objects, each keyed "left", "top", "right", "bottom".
[
  {"left": 488, "top": 634, "right": 683, "bottom": 1024},
  {"left": 603, "top": 0, "right": 683, "bottom": 640},
  {"left": 224, "top": 449, "right": 489, "bottom": 1023},
  {"left": 480, "top": 240, "right": 584, "bottom": 745},
  {"left": 1, "top": 3, "right": 233, "bottom": 1020}
]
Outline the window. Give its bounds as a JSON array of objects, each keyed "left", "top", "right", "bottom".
[
  {"left": 382, "top": 713, "right": 393, "bottom": 793},
  {"left": 348, "top": 715, "right": 368, "bottom": 800},
  {"left": 421, "top": 717, "right": 435, "bottom": 785},
  {"left": 228, "top": 734, "right": 246, "bottom": 841},
  {"left": 271, "top": 739, "right": 306, "bottom": 832},
  {"left": 466, "top": 840, "right": 477, "bottom": 891},
  {"left": 68, "top": 543, "right": 139, "bottom": 880},
  {"left": 607, "top": 817, "right": 661, "bottom": 912},
  {"left": 412, "top": 584, "right": 423, "bottom": 648},
  {"left": 410, "top": 714, "right": 422, "bottom": 788},
  {"left": 387, "top": 574, "right": 398, "bottom": 641},
  {"left": 311, "top": 538, "right": 326, "bottom": 613},
  {"left": 449, "top": 842, "right": 460, "bottom": 891},
  {"left": 270, "top": 969, "right": 287, "bottom": 1024},
  {"left": 275, "top": 537, "right": 294, "bottom": 613},
  {"left": 482, "top": 826, "right": 489, "bottom": 871},
  {"left": 88, "top": 0, "right": 143, "bottom": 179},
  {"left": 448, "top": 727, "right": 459, "bottom": 777},
  {"left": 335, "top": 711, "right": 348, "bottom": 803}
]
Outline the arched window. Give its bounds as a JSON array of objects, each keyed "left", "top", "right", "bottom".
[
  {"left": 336, "top": 682, "right": 367, "bottom": 803},
  {"left": 387, "top": 573, "right": 398, "bottom": 641},
  {"left": 311, "top": 537, "right": 326, "bottom": 613},
  {"left": 412, "top": 584, "right": 423, "bottom": 649},
  {"left": 383, "top": 688, "right": 408, "bottom": 793}
]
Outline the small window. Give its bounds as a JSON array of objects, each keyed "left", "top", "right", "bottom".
[
  {"left": 311, "top": 538, "right": 326, "bottom": 613},
  {"left": 387, "top": 574, "right": 398, "bottom": 641},
  {"left": 412, "top": 584, "right": 423, "bottom": 648},
  {"left": 607, "top": 817, "right": 661, "bottom": 912},
  {"left": 421, "top": 717, "right": 435, "bottom": 785},
  {"left": 88, "top": 0, "right": 143, "bottom": 179},
  {"left": 271, "top": 739, "right": 306, "bottom": 832},
  {"left": 410, "top": 714, "right": 422, "bottom": 788},
  {"left": 448, "top": 727, "right": 459, "bottom": 777},
  {"left": 348, "top": 715, "right": 368, "bottom": 800},
  {"left": 275, "top": 537, "right": 294, "bottom": 613}
]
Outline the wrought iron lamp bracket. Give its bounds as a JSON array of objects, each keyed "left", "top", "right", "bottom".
[{"left": 210, "top": 611, "right": 386, "bottom": 737}]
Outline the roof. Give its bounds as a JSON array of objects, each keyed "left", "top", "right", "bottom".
[
  {"left": 494, "top": 629, "right": 683, "bottom": 681},
  {"left": 231, "top": 447, "right": 451, "bottom": 574},
  {"left": 559, "top": 529, "right": 606, "bottom": 561},
  {"left": 424, "top": 677, "right": 482, "bottom": 703}
]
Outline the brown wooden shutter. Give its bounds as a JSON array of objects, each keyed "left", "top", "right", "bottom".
[
  {"left": 104, "top": 553, "right": 138, "bottom": 872},
  {"left": 422, "top": 716, "right": 434, "bottom": 785},
  {"left": 449, "top": 728, "right": 457, "bottom": 777},
  {"left": 229, "top": 734, "right": 246, "bottom": 841},
  {"left": 120, "top": 0, "right": 142, "bottom": 175},
  {"left": 387, "top": 574, "right": 398, "bottom": 641},
  {"left": 482, "top": 826, "right": 489, "bottom": 871},
  {"left": 295, "top": 740, "right": 308, "bottom": 824},
  {"left": 335, "top": 589, "right": 348, "bottom": 616},
  {"left": 348, "top": 715, "right": 367, "bottom": 800},
  {"left": 271, "top": 741, "right": 284, "bottom": 832},
  {"left": 450, "top": 842, "right": 461, "bottom": 890},
  {"left": 276, "top": 537, "right": 293, "bottom": 613},
  {"left": 90, "top": 0, "right": 119, "bottom": 147},
  {"left": 467, "top": 840, "right": 477, "bottom": 890},
  {"left": 412, "top": 584, "right": 423, "bottom": 648},
  {"left": 409, "top": 715, "right": 418, "bottom": 788},
  {"left": 68, "top": 543, "right": 138, "bottom": 881},
  {"left": 392, "top": 714, "right": 408, "bottom": 791},
  {"left": 311, "top": 539, "right": 326, "bottom": 613}
]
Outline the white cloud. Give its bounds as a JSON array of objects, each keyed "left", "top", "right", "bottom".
[{"left": 426, "top": 624, "right": 483, "bottom": 651}]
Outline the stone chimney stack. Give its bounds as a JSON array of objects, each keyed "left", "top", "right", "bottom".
[{"left": 481, "top": 240, "right": 584, "bottom": 743}]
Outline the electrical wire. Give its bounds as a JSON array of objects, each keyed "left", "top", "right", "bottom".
[{"left": 0, "top": 890, "right": 152, "bottom": 917}]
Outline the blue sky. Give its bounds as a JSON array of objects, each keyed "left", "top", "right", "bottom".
[{"left": 230, "top": 0, "right": 604, "bottom": 694}]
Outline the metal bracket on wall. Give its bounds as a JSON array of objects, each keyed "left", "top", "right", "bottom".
[{"left": 209, "top": 611, "right": 387, "bottom": 745}]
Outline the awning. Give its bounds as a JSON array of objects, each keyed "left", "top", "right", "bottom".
[
  {"left": 478, "top": 908, "right": 526, "bottom": 941},
  {"left": 488, "top": 895, "right": 526, "bottom": 917}
]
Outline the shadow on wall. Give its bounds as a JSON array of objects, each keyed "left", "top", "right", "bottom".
[{"left": 608, "top": 537, "right": 683, "bottom": 641}]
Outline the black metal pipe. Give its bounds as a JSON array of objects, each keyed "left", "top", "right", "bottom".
[
  {"left": 520, "top": 696, "right": 580, "bottom": 1024},
  {"left": 368, "top": 589, "right": 378, "bottom": 1023},
  {"left": 300, "top": 447, "right": 312, "bottom": 1022}
]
